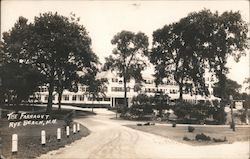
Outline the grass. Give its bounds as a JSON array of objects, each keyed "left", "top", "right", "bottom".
[
  {"left": 0, "top": 105, "right": 93, "bottom": 159},
  {"left": 126, "top": 124, "right": 250, "bottom": 146}
]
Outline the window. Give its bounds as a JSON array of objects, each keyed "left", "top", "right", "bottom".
[
  {"left": 44, "top": 95, "right": 48, "bottom": 101},
  {"left": 78, "top": 95, "right": 84, "bottom": 101},
  {"left": 63, "top": 95, "right": 69, "bottom": 101},
  {"left": 40, "top": 87, "right": 47, "bottom": 92},
  {"left": 97, "top": 98, "right": 103, "bottom": 101},
  {"left": 112, "top": 78, "right": 118, "bottom": 83},
  {"left": 145, "top": 80, "right": 153, "bottom": 84},
  {"left": 80, "top": 86, "right": 86, "bottom": 92},
  {"left": 101, "top": 78, "right": 107, "bottom": 81},
  {"left": 72, "top": 95, "right": 77, "bottom": 101},
  {"left": 170, "top": 89, "right": 177, "bottom": 94},
  {"left": 104, "top": 98, "right": 110, "bottom": 101}
]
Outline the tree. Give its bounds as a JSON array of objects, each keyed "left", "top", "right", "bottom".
[
  {"left": 213, "top": 78, "right": 242, "bottom": 100},
  {"left": 150, "top": 9, "right": 248, "bottom": 101},
  {"left": 2, "top": 13, "right": 98, "bottom": 113},
  {"left": 103, "top": 31, "right": 149, "bottom": 109},
  {"left": 81, "top": 70, "right": 107, "bottom": 112},
  {"left": 151, "top": 17, "right": 208, "bottom": 101},
  {"left": 0, "top": 62, "right": 43, "bottom": 108},
  {"left": 55, "top": 63, "right": 79, "bottom": 111},
  {"left": 152, "top": 92, "right": 170, "bottom": 117}
]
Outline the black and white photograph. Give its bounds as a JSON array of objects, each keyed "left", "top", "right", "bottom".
[{"left": 0, "top": 0, "right": 249, "bottom": 158}]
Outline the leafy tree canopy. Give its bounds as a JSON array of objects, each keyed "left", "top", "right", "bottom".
[
  {"left": 2, "top": 12, "right": 98, "bottom": 112},
  {"left": 213, "top": 78, "right": 242, "bottom": 100},
  {"left": 104, "top": 30, "right": 149, "bottom": 108},
  {"left": 150, "top": 9, "right": 248, "bottom": 100},
  {"left": 0, "top": 62, "right": 43, "bottom": 106}
]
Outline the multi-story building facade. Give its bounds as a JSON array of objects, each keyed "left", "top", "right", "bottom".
[{"left": 33, "top": 70, "right": 220, "bottom": 107}]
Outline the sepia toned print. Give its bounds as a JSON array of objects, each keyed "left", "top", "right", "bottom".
[{"left": 0, "top": 0, "right": 249, "bottom": 159}]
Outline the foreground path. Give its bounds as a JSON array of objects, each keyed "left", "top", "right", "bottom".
[{"left": 38, "top": 108, "right": 249, "bottom": 159}]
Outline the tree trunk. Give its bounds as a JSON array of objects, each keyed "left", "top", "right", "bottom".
[
  {"left": 179, "top": 83, "right": 183, "bottom": 101},
  {"left": 58, "top": 89, "right": 62, "bottom": 111},
  {"left": 159, "top": 108, "right": 163, "bottom": 117},
  {"left": 123, "top": 76, "right": 128, "bottom": 109},
  {"left": 47, "top": 81, "right": 54, "bottom": 113},
  {"left": 57, "top": 73, "right": 63, "bottom": 111},
  {"left": 14, "top": 97, "right": 19, "bottom": 113}
]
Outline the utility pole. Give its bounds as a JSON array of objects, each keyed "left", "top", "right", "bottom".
[{"left": 229, "top": 95, "right": 235, "bottom": 131}]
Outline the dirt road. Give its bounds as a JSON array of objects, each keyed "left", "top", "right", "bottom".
[{"left": 38, "top": 109, "right": 249, "bottom": 159}]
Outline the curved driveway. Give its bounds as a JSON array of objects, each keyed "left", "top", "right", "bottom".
[{"left": 38, "top": 108, "right": 249, "bottom": 159}]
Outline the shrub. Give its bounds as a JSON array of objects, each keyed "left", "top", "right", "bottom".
[
  {"left": 183, "top": 136, "right": 191, "bottom": 141},
  {"left": 137, "top": 123, "right": 142, "bottom": 126},
  {"left": 212, "top": 105, "right": 227, "bottom": 124},
  {"left": 188, "top": 126, "right": 195, "bottom": 132},
  {"left": 172, "top": 122, "right": 176, "bottom": 127},
  {"left": 144, "top": 122, "right": 150, "bottom": 126},
  {"left": 195, "top": 133, "right": 211, "bottom": 141},
  {"left": 172, "top": 101, "right": 225, "bottom": 124},
  {"left": 129, "top": 94, "right": 153, "bottom": 118}
]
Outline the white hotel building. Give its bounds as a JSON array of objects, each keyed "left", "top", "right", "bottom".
[{"left": 34, "top": 70, "right": 220, "bottom": 108}]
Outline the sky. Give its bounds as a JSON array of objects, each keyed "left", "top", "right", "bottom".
[{"left": 1, "top": 0, "right": 250, "bottom": 92}]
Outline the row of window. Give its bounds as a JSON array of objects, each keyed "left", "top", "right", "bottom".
[
  {"left": 144, "top": 80, "right": 178, "bottom": 86},
  {"left": 39, "top": 83, "right": 212, "bottom": 94},
  {"left": 111, "top": 78, "right": 179, "bottom": 86},
  {"left": 88, "top": 97, "right": 111, "bottom": 101},
  {"left": 39, "top": 87, "right": 48, "bottom": 92},
  {"left": 110, "top": 87, "right": 180, "bottom": 94},
  {"left": 39, "top": 86, "right": 106, "bottom": 93},
  {"left": 111, "top": 78, "right": 131, "bottom": 84},
  {"left": 44, "top": 95, "right": 85, "bottom": 101},
  {"left": 42, "top": 95, "right": 111, "bottom": 102},
  {"left": 111, "top": 87, "right": 130, "bottom": 92},
  {"left": 144, "top": 88, "right": 178, "bottom": 94}
]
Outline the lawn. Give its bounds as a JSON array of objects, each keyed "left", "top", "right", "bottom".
[
  {"left": 0, "top": 106, "right": 94, "bottom": 159},
  {"left": 126, "top": 124, "right": 250, "bottom": 146}
]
